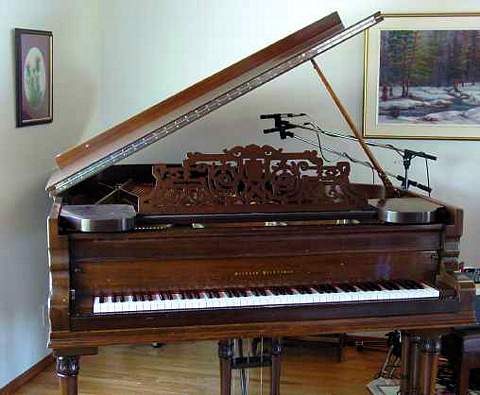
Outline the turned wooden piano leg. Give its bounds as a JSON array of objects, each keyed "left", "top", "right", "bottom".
[
  {"left": 56, "top": 355, "right": 80, "bottom": 395},
  {"left": 400, "top": 331, "right": 412, "bottom": 394},
  {"left": 270, "top": 338, "right": 282, "bottom": 395},
  {"left": 407, "top": 334, "right": 422, "bottom": 394},
  {"left": 419, "top": 336, "right": 441, "bottom": 395},
  {"left": 218, "top": 339, "right": 234, "bottom": 395}
]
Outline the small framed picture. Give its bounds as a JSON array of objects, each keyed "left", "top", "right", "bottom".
[
  {"left": 15, "top": 28, "right": 53, "bottom": 127},
  {"left": 364, "top": 13, "right": 480, "bottom": 139}
]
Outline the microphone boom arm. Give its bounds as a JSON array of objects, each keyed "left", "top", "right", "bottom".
[{"left": 292, "top": 133, "right": 432, "bottom": 194}]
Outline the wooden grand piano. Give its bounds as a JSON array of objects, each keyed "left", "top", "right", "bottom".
[{"left": 46, "top": 11, "right": 475, "bottom": 395}]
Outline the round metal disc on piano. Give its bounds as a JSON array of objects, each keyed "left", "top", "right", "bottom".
[
  {"left": 370, "top": 197, "right": 443, "bottom": 224},
  {"left": 60, "top": 204, "right": 136, "bottom": 232}
]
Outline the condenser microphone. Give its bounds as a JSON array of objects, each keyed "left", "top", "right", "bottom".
[{"left": 260, "top": 113, "right": 306, "bottom": 119}]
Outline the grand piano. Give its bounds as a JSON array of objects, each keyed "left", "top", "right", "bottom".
[{"left": 46, "top": 11, "right": 475, "bottom": 395}]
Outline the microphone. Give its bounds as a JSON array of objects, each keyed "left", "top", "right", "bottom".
[
  {"left": 260, "top": 113, "right": 298, "bottom": 139},
  {"left": 260, "top": 113, "right": 306, "bottom": 119},
  {"left": 396, "top": 176, "right": 432, "bottom": 193}
]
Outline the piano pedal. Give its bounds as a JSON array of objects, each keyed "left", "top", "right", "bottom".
[{"left": 218, "top": 338, "right": 282, "bottom": 395}]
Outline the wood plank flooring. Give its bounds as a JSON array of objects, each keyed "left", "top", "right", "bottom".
[{"left": 16, "top": 341, "right": 384, "bottom": 395}]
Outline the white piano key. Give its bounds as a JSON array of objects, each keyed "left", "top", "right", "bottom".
[
  {"left": 113, "top": 296, "right": 124, "bottom": 312},
  {"left": 92, "top": 280, "right": 441, "bottom": 315},
  {"left": 420, "top": 282, "right": 440, "bottom": 298},
  {"left": 102, "top": 296, "right": 114, "bottom": 313},
  {"left": 93, "top": 296, "right": 101, "bottom": 314},
  {"left": 122, "top": 295, "right": 132, "bottom": 311}
]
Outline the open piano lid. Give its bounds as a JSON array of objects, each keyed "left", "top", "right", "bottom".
[{"left": 46, "top": 11, "right": 382, "bottom": 195}]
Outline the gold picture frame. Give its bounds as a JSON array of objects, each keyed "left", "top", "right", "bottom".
[{"left": 363, "top": 13, "right": 480, "bottom": 140}]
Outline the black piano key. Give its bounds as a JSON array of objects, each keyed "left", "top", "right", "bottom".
[
  {"left": 338, "top": 283, "right": 352, "bottom": 292},
  {"left": 355, "top": 283, "right": 369, "bottom": 292},
  {"left": 397, "top": 280, "right": 414, "bottom": 289},
  {"left": 408, "top": 280, "right": 424, "bottom": 289},
  {"left": 367, "top": 282, "right": 382, "bottom": 291},
  {"left": 361, "top": 283, "right": 373, "bottom": 291},
  {"left": 326, "top": 284, "right": 338, "bottom": 293},
  {"left": 364, "top": 282, "right": 377, "bottom": 291},
  {"left": 383, "top": 281, "right": 399, "bottom": 290},
  {"left": 346, "top": 283, "right": 358, "bottom": 292},
  {"left": 321, "top": 285, "right": 332, "bottom": 293},
  {"left": 378, "top": 281, "right": 393, "bottom": 291}
]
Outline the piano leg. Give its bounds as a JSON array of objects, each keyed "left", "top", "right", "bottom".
[
  {"left": 419, "top": 335, "right": 441, "bottom": 395},
  {"left": 400, "top": 331, "right": 412, "bottom": 394},
  {"left": 270, "top": 337, "right": 282, "bottom": 395},
  {"left": 407, "top": 334, "right": 422, "bottom": 394},
  {"left": 56, "top": 355, "right": 79, "bottom": 395},
  {"left": 218, "top": 339, "right": 234, "bottom": 395}
]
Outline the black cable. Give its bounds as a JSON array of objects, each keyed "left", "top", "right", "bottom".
[
  {"left": 425, "top": 158, "right": 431, "bottom": 197},
  {"left": 315, "top": 132, "right": 334, "bottom": 163}
]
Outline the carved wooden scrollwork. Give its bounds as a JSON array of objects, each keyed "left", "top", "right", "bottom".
[{"left": 138, "top": 145, "right": 367, "bottom": 214}]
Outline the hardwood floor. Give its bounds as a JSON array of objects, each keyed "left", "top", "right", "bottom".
[{"left": 16, "top": 341, "right": 384, "bottom": 395}]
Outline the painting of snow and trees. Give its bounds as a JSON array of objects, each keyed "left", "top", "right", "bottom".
[{"left": 378, "top": 30, "right": 480, "bottom": 125}]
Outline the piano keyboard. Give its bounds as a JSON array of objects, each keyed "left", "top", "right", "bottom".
[{"left": 93, "top": 280, "right": 439, "bottom": 314}]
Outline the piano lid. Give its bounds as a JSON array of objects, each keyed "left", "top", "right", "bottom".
[{"left": 46, "top": 11, "right": 382, "bottom": 195}]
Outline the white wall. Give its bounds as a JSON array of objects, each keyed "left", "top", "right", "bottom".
[
  {"left": 95, "top": 0, "right": 480, "bottom": 267},
  {"left": 0, "top": 0, "right": 101, "bottom": 387}
]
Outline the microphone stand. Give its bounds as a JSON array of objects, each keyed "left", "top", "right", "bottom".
[
  {"left": 262, "top": 120, "right": 433, "bottom": 193},
  {"left": 299, "top": 120, "right": 437, "bottom": 191}
]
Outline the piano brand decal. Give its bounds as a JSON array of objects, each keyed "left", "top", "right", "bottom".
[{"left": 234, "top": 269, "right": 294, "bottom": 277}]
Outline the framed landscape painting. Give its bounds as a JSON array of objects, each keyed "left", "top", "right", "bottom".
[
  {"left": 15, "top": 28, "right": 53, "bottom": 127},
  {"left": 364, "top": 14, "right": 480, "bottom": 139}
]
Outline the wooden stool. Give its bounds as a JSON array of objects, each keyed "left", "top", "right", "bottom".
[
  {"left": 442, "top": 327, "right": 480, "bottom": 395},
  {"left": 218, "top": 338, "right": 282, "bottom": 395},
  {"left": 399, "top": 330, "right": 442, "bottom": 395}
]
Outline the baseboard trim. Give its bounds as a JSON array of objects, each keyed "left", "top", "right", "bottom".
[{"left": 0, "top": 353, "right": 54, "bottom": 394}]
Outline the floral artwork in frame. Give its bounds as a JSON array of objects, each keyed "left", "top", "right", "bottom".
[
  {"left": 363, "top": 14, "right": 480, "bottom": 139},
  {"left": 15, "top": 28, "right": 53, "bottom": 127}
]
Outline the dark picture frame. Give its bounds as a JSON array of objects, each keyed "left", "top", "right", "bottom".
[{"left": 15, "top": 28, "right": 53, "bottom": 127}]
